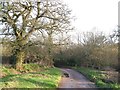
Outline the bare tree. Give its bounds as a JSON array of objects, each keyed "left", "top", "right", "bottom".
[{"left": 0, "top": 0, "right": 72, "bottom": 69}]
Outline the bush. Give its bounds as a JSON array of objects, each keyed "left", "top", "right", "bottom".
[
  {"left": 96, "top": 80, "right": 107, "bottom": 87},
  {"left": 1, "top": 63, "right": 42, "bottom": 77},
  {"left": 1, "top": 66, "right": 20, "bottom": 77},
  {"left": 22, "top": 63, "right": 42, "bottom": 72}
]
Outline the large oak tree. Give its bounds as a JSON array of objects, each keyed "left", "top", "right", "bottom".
[{"left": 0, "top": 0, "right": 72, "bottom": 69}]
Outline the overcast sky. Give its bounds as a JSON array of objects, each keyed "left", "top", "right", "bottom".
[{"left": 63, "top": 0, "right": 119, "bottom": 36}]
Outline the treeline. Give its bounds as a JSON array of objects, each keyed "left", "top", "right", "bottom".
[
  {"left": 54, "top": 31, "right": 118, "bottom": 70},
  {"left": 1, "top": 30, "right": 118, "bottom": 70}
]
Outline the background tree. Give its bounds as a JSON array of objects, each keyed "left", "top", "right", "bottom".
[{"left": 54, "top": 31, "right": 118, "bottom": 70}]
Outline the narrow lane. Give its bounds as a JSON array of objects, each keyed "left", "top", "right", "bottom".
[{"left": 58, "top": 68, "right": 97, "bottom": 89}]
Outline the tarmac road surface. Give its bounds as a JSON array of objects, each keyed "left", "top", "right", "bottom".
[{"left": 58, "top": 68, "right": 97, "bottom": 89}]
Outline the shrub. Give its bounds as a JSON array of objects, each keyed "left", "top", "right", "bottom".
[{"left": 22, "top": 63, "right": 42, "bottom": 72}]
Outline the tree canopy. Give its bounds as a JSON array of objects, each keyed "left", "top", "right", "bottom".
[{"left": 0, "top": 0, "right": 73, "bottom": 69}]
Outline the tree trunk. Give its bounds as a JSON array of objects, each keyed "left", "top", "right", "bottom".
[
  {"left": 15, "top": 50, "right": 25, "bottom": 70},
  {"left": 15, "top": 36, "right": 27, "bottom": 70},
  {"left": 46, "top": 33, "right": 54, "bottom": 67}
]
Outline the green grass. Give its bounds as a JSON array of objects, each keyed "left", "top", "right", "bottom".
[
  {"left": 0, "top": 64, "right": 62, "bottom": 88},
  {"left": 73, "top": 67, "right": 120, "bottom": 89}
]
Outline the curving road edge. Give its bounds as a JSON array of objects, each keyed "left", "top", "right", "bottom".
[{"left": 58, "top": 68, "right": 97, "bottom": 89}]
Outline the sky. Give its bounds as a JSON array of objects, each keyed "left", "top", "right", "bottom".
[{"left": 63, "top": 0, "right": 119, "bottom": 36}]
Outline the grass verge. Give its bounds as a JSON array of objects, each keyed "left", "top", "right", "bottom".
[
  {"left": 0, "top": 64, "right": 62, "bottom": 88},
  {"left": 73, "top": 67, "right": 120, "bottom": 89}
]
